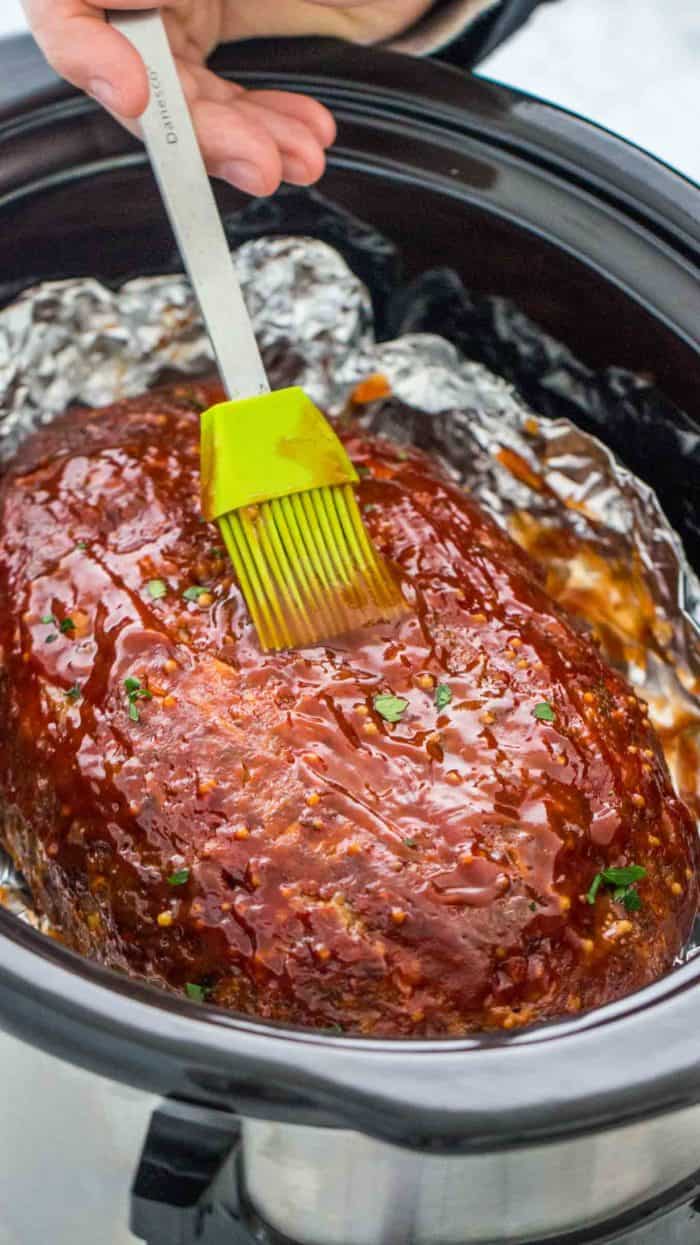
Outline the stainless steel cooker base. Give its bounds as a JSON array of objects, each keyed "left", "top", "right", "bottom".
[{"left": 133, "top": 1105, "right": 700, "bottom": 1245}]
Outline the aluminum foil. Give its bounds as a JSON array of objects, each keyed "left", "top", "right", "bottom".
[{"left": 1, "top": 235, "right": 699, "bottom": 952}]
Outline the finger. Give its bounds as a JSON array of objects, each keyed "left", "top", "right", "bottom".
[
  {"left": 246, "top": 89, "right": 337, "bottom": 149},
  {"left": 233, "top": 98, "right": 327, "bottom": 186},
  {"left": 24, "top": 0, "right": 150, "bottom": 117},
  {"left": 105, "top": 58, "right": 204, "bottom": 142},
  {"left": 190, "top": 99, "right": 284, "bottom": 196},
  {"left": 276, "top": 153, "right": 326, "bottom": 187},
  {"left": 180, "top": 68, "right": 336, "bottom": 151},
  {"left": 182, "top": 62, "right": 245, "bottom": 107},
  {"left": 209, "top": 149, "right": 327, "bottom": 194}
]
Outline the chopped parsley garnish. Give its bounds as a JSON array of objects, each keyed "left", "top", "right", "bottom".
[
  {"left": 533, "top": 701, "right": 556, "bottom": 723},
  {"left": 355, "top": 464, "right": 371, "bottom": 478},
  {"left": 183, "top": 585, "right": 208, "bottom": 602},
  {"left": 529, "top": 901, "right": 538, "bottom": 912},
  {"left": 209, "top": 546, "right": 224, "bottom": 557},
  {"left": 403, "top": 837, "right": 418, "bottom": 849},
  {"left": 185, "top": 983, "right": 207, "bottom": 1003},
  {"left": 435, "top": 684, "right": 452, "bottom": 711},
  {"left": 43, "top": 614, "right": 75, "bottom": 634},
  {"left": 586, "top": 874, "right": 604, "bottom": 904},
  {"left": 619, "top": 887, "right": 643, "bottom": 912},
  {"left": 167, "top": 868, "right": 190, "bottom": 887},
  {"left": 373, "top": 693, "right": 409, "bottom": 724},
  {"left": 75, "top": 541, "right": 87, "bottom": 551},
  {"left": 124, "top": 676, "right": 153, "bottom": 723},
  {"left": 599, "top": 865, "right": 647, "bottom": 886},
  {"left": 587, "top": 864, "right": 647, "bottom": 909},
  {"left": 147, "top": 579, "right": 167, "bottom": 600},
  {"left": 65, "top": 685, "right": 82, "bottom": 702}
]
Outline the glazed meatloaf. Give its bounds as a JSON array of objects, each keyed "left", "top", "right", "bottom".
[{"left": 0, "top": 381, "right": 697, "bottom": 1036}]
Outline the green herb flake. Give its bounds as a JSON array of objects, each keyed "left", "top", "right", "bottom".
[
  {"left": 167, "top": 868, "right": 190, "bottom": 887},
  {"left": 355, "top": 464, "right": 371, "bottom": 478},
  {"left": 65, "top": 685, "right": 82, "bottom": 702},
  {"left": 373, "top": 693, "right": 409, "bottom": 724},
  {"left": 185, "top": 983, "right": 206, "bottom": 1003},
  {"left": 41, "top": 614, "right": 56, "bottom": 625},
  {"left": 59, "top": 617, "right": 76, "bottom": 634},
  {"left": 183, "top": 585, "right": 207, "bottom": 602},
  {"left": 124, "top": 676, "right": 153, "bottom": 724},
  {"left": 622, "top": 888, "right": 643, "bottom": 912},
  {"left": 46, "top": 634, "right": 57, "bottom": 644},
  {"left": 435, "top": 684, "right": 452, "bottom": 711},
  {"left": 75, "top": 541, "right": 87, "bottom": 551},
  {"left": 599, "top": 865, "right": 647, "bottom": 886},
  {"left": 147, "top": 579, "right": 167, "bottom": 600},
  {"left": 586, "top": 873, "right": 604, "bottom": 905},
  {"left": 529, "top": 901, "right": 538, "bottom": 912},
  {"left": 533, "top": 701, "right": 556, "bottom": 723},
  {"left": 325, "top": 1024, "right": 345, "bottom": 1035},
  {"left": 587, "top": 864, "right": 647, "bottom": 910},
  {"left": 403, "top": 837, "right": 418, "bottom": 849}
]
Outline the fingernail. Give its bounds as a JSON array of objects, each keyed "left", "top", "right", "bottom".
[
  {"left": 88, "top": 78, "right": 118, "bottom": 109},
  {"left": 220, "top": 161, "right": 266, "bottom": 196},
  {"left": 284, "top": 158, "right": 313, "bottom": 185}
]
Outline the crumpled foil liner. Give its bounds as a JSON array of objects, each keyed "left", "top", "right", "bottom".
[{"left": 1, "top": 231, "right": 699, "bottom": 956}]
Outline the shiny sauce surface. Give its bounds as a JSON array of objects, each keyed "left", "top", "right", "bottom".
[{"left": 0, "top": 383, "right": 696, "bottom": 1036}]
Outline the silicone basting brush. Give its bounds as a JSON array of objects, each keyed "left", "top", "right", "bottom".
[{"left": 111, "top": 8, "right": 405, "bottom": 650}]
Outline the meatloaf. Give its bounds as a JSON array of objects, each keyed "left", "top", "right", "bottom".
[{"left": 0, "top": 381, "right": 697, "bottom": 1036}]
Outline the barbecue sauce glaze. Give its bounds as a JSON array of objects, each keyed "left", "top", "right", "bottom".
[{"left": 0, "top": 382, "right": 696, "bottom": 1035}]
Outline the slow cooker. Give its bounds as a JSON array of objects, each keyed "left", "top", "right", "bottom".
[{"left": 0, "top": 33, "right": 700, "bottom": 1245}]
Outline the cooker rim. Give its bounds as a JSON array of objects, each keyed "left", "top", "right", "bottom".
[
  {"left": 1, "top": 906, "right": 700, "bottom": 1152},
  {"left": 0, "top": 38, "right": 699, "bottom": 1152},
  {"left": 1, "top": 36, "right": 698, "bottom": 254}
]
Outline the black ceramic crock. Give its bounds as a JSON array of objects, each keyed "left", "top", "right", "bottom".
[{"left": 0, "top": 35, "right": 699, "bottom": 1245}]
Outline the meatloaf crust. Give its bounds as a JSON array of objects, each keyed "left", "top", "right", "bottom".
[{"left": 0, "top": 381, "right": 697, "bottom": 1035}]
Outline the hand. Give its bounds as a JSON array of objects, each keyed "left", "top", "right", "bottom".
[{"left": 23, "top": 1, "right": 433, "bottom": 197}]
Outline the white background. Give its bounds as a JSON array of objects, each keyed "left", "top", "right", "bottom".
[{"left": 1, "top": 0, "right": 698, "bottom": 182}]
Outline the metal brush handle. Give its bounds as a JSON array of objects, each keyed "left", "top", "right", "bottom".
[{"left": 107, "top": 8, "right": 269, "bottom": 401}]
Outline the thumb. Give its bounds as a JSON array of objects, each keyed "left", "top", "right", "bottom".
[{"left": 24, "top": 1, "right": 150, "bottom": 118}]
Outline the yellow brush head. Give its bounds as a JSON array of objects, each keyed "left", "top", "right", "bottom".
[{"left": 200, "top": 387, "right": 406, "bottom": 650}]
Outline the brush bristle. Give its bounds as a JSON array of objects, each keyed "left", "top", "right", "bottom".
[{"left": 218, "top": 484, "right": 406, "bottom": 651}]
